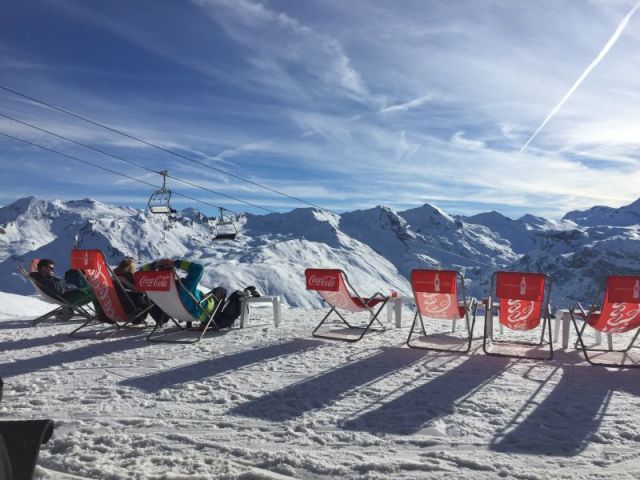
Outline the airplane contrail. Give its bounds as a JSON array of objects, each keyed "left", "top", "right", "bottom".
[{"left": 521, "top": 1, "right": 640, "bottom": 152}]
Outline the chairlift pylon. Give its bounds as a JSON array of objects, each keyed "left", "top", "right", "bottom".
[
  {"left": 148, "top": 170, "right": 176, "bottom": 214},
  {"left": 214, "top": 207, "right": 237, "bottom": 241}
]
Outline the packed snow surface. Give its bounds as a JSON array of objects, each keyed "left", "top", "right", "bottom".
[{"left": 2, "top": 292, "right": 640, "bottom": 479}]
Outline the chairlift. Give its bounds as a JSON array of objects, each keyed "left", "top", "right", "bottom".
[
  {"left": 214, "top": 207, "right": 237, "bottom": 240},
  {"left": 148, "top": 170, "right": 176, "bottom": 214}
]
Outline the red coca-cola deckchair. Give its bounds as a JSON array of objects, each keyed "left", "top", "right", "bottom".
[
  {"left": 68, "top": 249, "right": 150, "bottom": 337},
  {"left": 134, "top": 269, "right": 221, "bottom": 343},
  {"left": 570, "top": 275, "right": 640, "bottom": 368},
  {"left": 407, "top": 269, "right": 477, "bottom": 352},
  {"left": 304, "top": 268, "right": 389, "bottom": 342},
  {"left": 17, "top": 259, "right": 95, "bottom": 326},
  {"left": 482, "top": 271, "right": 553, "bottom": 360}
]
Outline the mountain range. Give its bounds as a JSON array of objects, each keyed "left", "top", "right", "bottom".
[{"left": 1, "top": 196, "right": 639, "bottom": 309}]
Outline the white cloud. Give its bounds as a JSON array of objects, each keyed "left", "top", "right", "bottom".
[{"left": 380, "top": 94, "right": 434, "bottom": 113}]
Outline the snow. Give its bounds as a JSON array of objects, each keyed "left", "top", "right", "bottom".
[
  {"left": 2, "top": 291, "right": 640, "bottom": 479},
  {"left": 3, "top": 196, "right": 640, "bottom": 311}
]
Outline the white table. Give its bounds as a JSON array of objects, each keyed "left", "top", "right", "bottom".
[
  {"left": 240, "top": 296, "right": 281, "bottom": 328},
  {"left": 554, "top": 309, "right": 612, "bottom": 350},
  {"left": 386, "top": 296, "right": 411, "bottom": 328}
]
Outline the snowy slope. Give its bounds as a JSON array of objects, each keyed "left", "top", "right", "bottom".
[
  {"left": 2, "top": 292, "right": 640, "bottom": 479},
  {"left": 2, "top": 196, "right": 640, "bottom": 309},
  {"left": 462, "top": 211, "right": 536, "bottom": 254},
  {"left": 564, "top": 198, "right": 640, "bottom": 227}
]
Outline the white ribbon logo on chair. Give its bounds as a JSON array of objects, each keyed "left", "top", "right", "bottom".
[
  {"left": 604, "top": 303, "right": 640, "bottom": 333},
  {"left": 85, "top": 262, "right": 123, "bottom": 322},
  {"left": 506, "top": 299, "right": 534, "bottom": 329},
  {"left": 421, "top": 292, "right": 455, "bottom": 319},
  {"left": 321, "top": 290, "right": 353, "bottom": 310}
]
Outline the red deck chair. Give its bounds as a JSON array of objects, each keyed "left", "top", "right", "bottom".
[
  {"left": 304, "top": 268, "right": 389, "bottom": 342},
  {"left": 482, "top": 271, "right": 553, "bottom": 360},
  {"left": 570, "top": 275, "right": 640, "bottom": 368},
  {"left": 134, "top": 269, "right": 221, "bottom": 343},
  {"left": 407, "top": 269, "right": 477, "bottom": 352},
  {"left": 17, "top": 258, "right": 95, "bottom": 326},
  {"left": 68, "top": 249, "right": 150, "bottom": 337}
]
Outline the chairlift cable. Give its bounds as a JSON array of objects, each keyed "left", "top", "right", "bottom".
[
  {"left": 0, "top": 85, "right": 331, "bottom": 213},
  {"left": 0, "top": 111, "right": 276, "bottom": 214},
  {"left": 0, "top": 130, "right": 242, "bottom": 214}
]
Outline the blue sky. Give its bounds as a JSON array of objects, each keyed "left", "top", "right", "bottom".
[{"left": 1, "top": 0, "right": 640, "bottom": 219}]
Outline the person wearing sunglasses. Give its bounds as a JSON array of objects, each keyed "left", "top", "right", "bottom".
[{"left": 29, "top": 258, "right": 97, "bottom": 318}]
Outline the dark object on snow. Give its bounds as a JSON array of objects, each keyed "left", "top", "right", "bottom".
[
  {"left": 0, "top": 379, "right": 55, "bottom": 480},
  {"left": 214, "top": 290, "right": 246, "bottom": 328},
  {"left": 0, "top": 420, "right": 54, "bottom": 480},
  {"left": 244, "top": 286, "right": 260, "bottom": 298}
]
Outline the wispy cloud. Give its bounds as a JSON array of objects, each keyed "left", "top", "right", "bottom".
[
  {"left": 521, "top": 0, "right": 640, "bottom": 151},
  {"left": 194, "top": 0, "right": 370, "bottom": 100},
  {"left": 379, "top": 94, "right": 434, "bottom": 113},
  {"left": 2, "top": 1, "right": 640, "bottom": 218}
]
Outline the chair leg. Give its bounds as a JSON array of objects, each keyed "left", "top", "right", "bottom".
[
  {"left": 570, "top": 310, "right": 640, "bottom": 368},
  {"left": 407, "top": 311, "right": 475, "bottom": 354},
  {"left": 32, "top": 307, "right": 64, "bottom": 326},
  {"left": 483, "top": 314, "right": 553, "bottom": 361},
  {"left": 313, "top": 302, "right": 387, "bottom": 343}
]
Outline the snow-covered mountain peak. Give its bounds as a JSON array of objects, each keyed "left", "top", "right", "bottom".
[
  {"left": 2, "top": 195, "right": 640, "bottom": 308},
  {"left": 563, "top": 197, "right": 640, "bottom": 227}
]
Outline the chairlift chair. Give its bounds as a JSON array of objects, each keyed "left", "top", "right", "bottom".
[
  {"left": 148, "top": 170, "right": 176, "bottom": 214},
  {"left": 214, "top": 207, "right": 237, "bottom": 240}
]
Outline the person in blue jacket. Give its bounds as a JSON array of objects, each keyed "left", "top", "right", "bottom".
[
  {"left": 140, "top": 258, "right": 261, "bottom": 328},
  {"left": 141, "top": 258, "right": 218, "bottom": 322}
]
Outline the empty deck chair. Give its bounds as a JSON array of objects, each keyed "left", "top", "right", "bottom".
[
  {"left": 407, "top": 269, "right": 477, "bottom": 352},
  {"left": 134, "top": 270, "right": 221, "bottom": 343},
  {"left": 0, "top": 379, "right": 55, "bottom": 480},
  {"left": 18, "top": 259, "right": 94, "bottom": 326},
  {"left": 68, "top": 249, "right": 150, "bottom": 338},
  {"left": 305, "top": 268, "right": 389, "bottom": 342},
  {"left": 482, "top": 271, "right": 553, "bottom": 360},
  {"left": 570, "top": 275, "right": 640, "bottom": 368}
]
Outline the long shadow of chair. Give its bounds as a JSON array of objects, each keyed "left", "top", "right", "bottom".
[
  {"left": 0, "top": 334, "right": 148, "bottom": 378},
  {"left": 341, "top": 355, "right": 509, "bottom": 435},
  {"left": 0, "top": 378, "right": 55, "bottom": 480},
  {"left": 490, "top": 358, "right": 640, "bottom": 456},
  {"left": 230, "top": 347, "right": 428, "bottom": 422},
  {"left": 0, "top": 333, "right": 73, "bottom": 353},
  {"left": 120, "top": 338, "right": 323, "bottom": 393}
]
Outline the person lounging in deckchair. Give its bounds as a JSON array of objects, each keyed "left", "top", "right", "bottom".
[
  {"left": 139, "top": 258, "right": 259, "bottom": 329},
  {"left": 29, "top": 258, "right": 98, "bottom": 318},
  {"left": 140, "top": 258, "right": 222, "bottom": 326}
]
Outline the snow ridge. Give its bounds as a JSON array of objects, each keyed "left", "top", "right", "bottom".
[{"left": 2, "top": 196, "right": 640, "bottom": 308}]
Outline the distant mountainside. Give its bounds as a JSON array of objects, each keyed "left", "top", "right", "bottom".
[{"left": 1, "top": 196, "right": 639, "bottom": 308}]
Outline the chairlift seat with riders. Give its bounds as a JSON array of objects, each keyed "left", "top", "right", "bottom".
[{"left": 148, "top": 170, "right": 176, "bottom": 214}]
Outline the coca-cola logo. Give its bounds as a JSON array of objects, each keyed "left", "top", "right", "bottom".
[
  {"left": 139, "top": 275, "right": 169, "bottom": 290},
  {"left": 85, "top": 262, "right": 126, "bottom": 323},
  {"left": 321, "top": 290, "right": 354, "bottom": 310},
  {"left": 603, "top": 302, "right": 640, "bottom": 333},
  {"left": 504, "top": 299, "right": 536, "bottom": 330},
  {"left": 309, "top": 274, "right": 337, "bottom": 289},
  {"left": 420, "top": 293, "right": 457, "bottom": 319}
]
